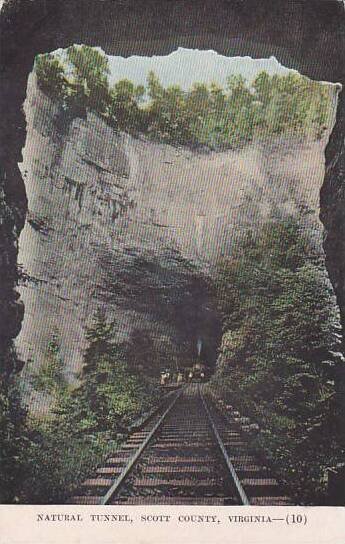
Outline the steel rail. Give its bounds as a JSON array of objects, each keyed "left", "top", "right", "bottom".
[
  {"left": 101, "top": 388, "right": 183, "bottom": 505},
  {"left": 199, "top": 385, "right": 250, "bottom": 505}
]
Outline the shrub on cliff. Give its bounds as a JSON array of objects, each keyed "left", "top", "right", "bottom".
[
  {"left": 109, "top": 79, "right": 146, "bottom": 132},
  {"left": 35, "top": 53, "right": 68, "bottom": 101},
  {"left": 66, "top": 45, "right": 111, "bottom": 114}
]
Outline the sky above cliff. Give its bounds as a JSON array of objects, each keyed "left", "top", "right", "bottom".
[{"left": 107, "top": 47, "right": 292, "bottom": 89}]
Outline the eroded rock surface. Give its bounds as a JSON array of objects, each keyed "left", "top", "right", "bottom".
[{"left": 16, "top": 77, "right": 336, "bottom": 387}]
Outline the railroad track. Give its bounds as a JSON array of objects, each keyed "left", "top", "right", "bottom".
[{"left": 71, "top": 384, "right": 293, "bottom": 506}]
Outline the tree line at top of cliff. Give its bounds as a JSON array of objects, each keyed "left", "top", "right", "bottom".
[{"left": 34, "top": 45, "right": 333, "bottom": 149}]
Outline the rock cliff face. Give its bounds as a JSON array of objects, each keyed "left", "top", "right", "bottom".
[
  {"left": 0, "top": 0, "right": 344, "bottom": 392},
  {"left": 16, "top": 76, "right": 336, "bottom": 385}
]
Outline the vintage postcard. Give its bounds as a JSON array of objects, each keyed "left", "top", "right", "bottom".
[{"left": 0, "top": 1, "right": 345, "bottom": 543}]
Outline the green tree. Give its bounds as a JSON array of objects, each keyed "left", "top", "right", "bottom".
[
  {"left": 81, "top": 311, "right": 158, "bottom": 432},
  {"left": 83, "top": 308, "right": 119, "bottom": 376},
  {"left": 253, "top": 71, "right": 273, "bottom": 106},
  {"left": 34, "top": 54, "right": 333, "bottom": 148},
  {"left": 146, "top": 72, "right": 192, "bottom": 144},
  {"left": 21, "top": 310, "right": 161, "bottom": 503},
  {"left": 147, "top": 70, "right": 164, "bottom": 101},
  {"left": 31, "top": 336, "right": 66, "bottom": 395},
  {"left": 35, "top": 53, "right": 67, "bottom": 101},
  {"left": 109, "top": 79, "right": 146, "bottom": 131},
  {"left": 67, "top": 45, "right": 110, "bottom": 113}
]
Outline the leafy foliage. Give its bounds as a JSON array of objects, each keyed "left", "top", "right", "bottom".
[
  {"left": 34, "top": 47, "right": 333, "bottom": 148},
  {"left": 80, "top": 311, "right": 159, "bottom": 433},
  {"left": 210, "top": 215, "right": 343, "bottom": 503},
  {"left": 35, "top": 53, "right": 68, "bottom": 100},
  {"left": 31, "top": 336, "right": 66, "bottom": 395},
  {"left": 21, "top": 410, "right": 114, "bottom": 504},
  {"left": 0, "top": 383, "right": 30, "bottom": 503},
  {"left": 19, "top": 311, "right": 160, "bottom": 503},
  {"left": 66, "top": 45, "right": 111, "bottom": 114},
  {"left": 109, "top": 79, "right": 146, "bottom": 131}
]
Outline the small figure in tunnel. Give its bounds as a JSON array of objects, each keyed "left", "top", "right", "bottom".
[{"left": 160, "top": 369, "right": 171, "bottom": 386}]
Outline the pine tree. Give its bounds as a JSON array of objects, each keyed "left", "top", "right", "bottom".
[{"left": 83, "top": 309, "right": 116, "bottom": 376}]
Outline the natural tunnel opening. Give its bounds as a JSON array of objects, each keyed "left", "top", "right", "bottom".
[
  {"left": 3, "top": 26, "right": 344, "bottom": 505},
  {"left": 17, "top": 45, "right": 340, "bottom": 391}
]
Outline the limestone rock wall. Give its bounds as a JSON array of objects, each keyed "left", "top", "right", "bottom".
[{"left": 15, "top": 76, "right": 335, "bottom": 387}]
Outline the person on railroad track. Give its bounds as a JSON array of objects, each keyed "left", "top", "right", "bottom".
[
  {"left": 160, "top": 369, "right": 171, "bottom": 386},
  {"left": 160, "top": 371, "right": 167, "bottom": 386}
]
